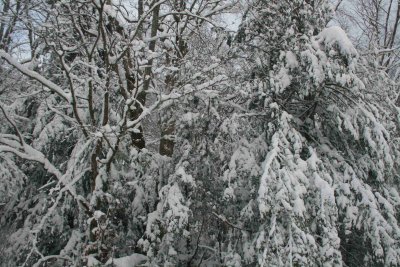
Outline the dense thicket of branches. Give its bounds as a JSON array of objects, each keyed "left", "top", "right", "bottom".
[{"left": 0, "top": 0, "right": 400, "bottom": 266}]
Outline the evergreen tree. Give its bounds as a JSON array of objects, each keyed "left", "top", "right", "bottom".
[
  {"left": 1, "top": 0, "right": 400, "bottom": 266},
  {"left": 214, "top": 0, "right": 400, "bottom": 265}
]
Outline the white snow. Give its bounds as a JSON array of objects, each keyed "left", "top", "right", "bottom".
[
  {"left": 176, "top": 166, "right": 196, "bottom": 186},
  {"left": 105, "top": 253, "right": 147, "bottom": 267},
  {"left": 285, "top": 51, "right": 299, "bottom": 69},
  {"left": 0, "top": 50, "right": 71, "bottom": 102},
  {"left": 87, "top": 255, "right": 101, "bottom": 267},
  {"left": 316, "top": 26, "right": 358, "bottom": 57},
  {"left": 93, "top": 210, "right": 106, "bottom": 221}
]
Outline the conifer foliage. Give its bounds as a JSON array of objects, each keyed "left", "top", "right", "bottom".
[{"left": 0, "top": 0, "right": 400, "bottom": 266}]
